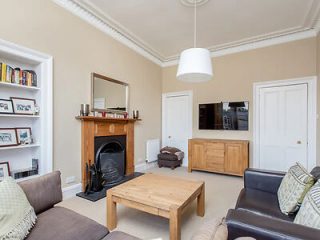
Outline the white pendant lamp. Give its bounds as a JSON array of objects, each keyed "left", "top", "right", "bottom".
[{"left": 177, "top": 0, "right": 213, "bottom": 83}]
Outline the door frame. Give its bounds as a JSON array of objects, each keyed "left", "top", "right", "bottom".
[
  {"left": 162, "top": 90, "right": 193, "bottom": 166},
  {"left": 253, "top": 76, "right": 317, "bottom": 171}
]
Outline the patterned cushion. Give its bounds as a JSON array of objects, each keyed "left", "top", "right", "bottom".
[
  {"left": 0, "top": 177, "right": 37, "bottom": 239},
  {"left": 277, "top": 163, "right": 315, "bottom": 215},
  {"left": 294, "top": 181, "right": 320, "bottom": 229}
]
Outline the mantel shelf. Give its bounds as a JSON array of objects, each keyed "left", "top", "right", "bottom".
[{"left": 75, "top": 116, "right": 141, "bottom": 122}]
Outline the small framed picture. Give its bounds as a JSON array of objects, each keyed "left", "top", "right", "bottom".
[
  {"left": 0, "top": 162, "right": 10, "bottom": 181},
  {"left": 0, "top": 128, "right": 18, "bottom": 147},
  {"left": 16, "top": 127, "right": 33, "bottom": 145},
  {"left": 0, "top": 99, "right": 14, "bottom": 114},
  {"left": 11, "top": 97, "right": 36, "bottom": 115}
]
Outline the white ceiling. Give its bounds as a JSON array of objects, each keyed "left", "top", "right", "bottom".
[{"left": 59, "top": 0, "right": 320, "bottom": 65}]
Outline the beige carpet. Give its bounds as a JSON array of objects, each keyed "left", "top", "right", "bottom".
[{"left": 58, "top": 167, "right": 243, "bottom": 240}]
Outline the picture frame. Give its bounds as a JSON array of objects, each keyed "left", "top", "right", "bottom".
[
  {"left": 16, "top": 127, "right": 33, "bottom": 145},
  {"left": 11, "top": 97, "right": 36, "bottom": 115},
  {"left": 0, "top": 162, "right": 10, "bottom": 181},
  {"left": 0, "top": 128, "right": 18, "bottom": 147},
  {"left": 0, "top": 99, "right": 14, "bottom": 114}
]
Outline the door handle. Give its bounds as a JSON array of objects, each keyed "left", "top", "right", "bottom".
[
  {"left": 168, "top": 136, "right": 172, "bottom": 139},
  {"left": 297, "top": 140, "right": 302, "bottom": 144}
]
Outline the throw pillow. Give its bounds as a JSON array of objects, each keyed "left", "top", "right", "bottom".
[
  {"left": 191, "top": 217, "right": 228, "bottom": 240},
  {"left": 0, "top": 177, "right": 37, "bottom": 239},
  {"left": 294, "top": 181, "right": 320, "bottom": 229},
  {"left": 277, "top": 163, "right": 315, "bottom": 215}
]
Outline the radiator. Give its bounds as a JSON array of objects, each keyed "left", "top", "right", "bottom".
[{"left": 146, "top": 139, "right": 160, "bottom": 163}]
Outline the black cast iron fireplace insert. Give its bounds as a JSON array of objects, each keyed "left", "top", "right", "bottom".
[{"left": 95, "top": 135, "right": 126, "bottom": 187}]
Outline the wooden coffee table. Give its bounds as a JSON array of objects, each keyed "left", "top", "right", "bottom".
[{"left": 106, "top": 173, "right": 205, "bottom": 240}]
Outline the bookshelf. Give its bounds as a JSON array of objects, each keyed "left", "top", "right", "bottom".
[{"left": 0, "top": 39, "right": 53, "bottom": 181}]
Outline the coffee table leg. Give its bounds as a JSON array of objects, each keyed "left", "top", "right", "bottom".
[
  {"left": 197, "top": 184, "right": 205, "bottom": 217},
  {"left": 170, "top": 207, "right": 181, "bottom": 240},
  {"left": 107, "top": 191, "right": 117, "bottom": 230}
]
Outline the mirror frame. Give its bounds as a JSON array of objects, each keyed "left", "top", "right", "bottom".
[{"left": 91, "top": 72, "right": 129, "bottom": 113}]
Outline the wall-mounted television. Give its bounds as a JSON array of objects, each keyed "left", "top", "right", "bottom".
[{"left": 199, "top": 101, "right": 249, "bottom": 130}]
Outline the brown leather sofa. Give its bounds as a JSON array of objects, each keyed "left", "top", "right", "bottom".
[
  {"left": 18, "top": 171, "right": 140, "bottom": 240},
  {"left": 226, "top": 168, "right": 320, "bottom": 240}
]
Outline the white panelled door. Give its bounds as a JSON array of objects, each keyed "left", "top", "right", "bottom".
[
  {"left": 259, "top": 84, "right": 308, "bottom": 171},
  {"left": 162, "top": 92, "right": 192, "bottom": 167}
]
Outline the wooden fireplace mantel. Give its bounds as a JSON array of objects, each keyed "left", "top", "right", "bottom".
[{"left": 76, "top": 116, "right": 140, "bottom": 191}]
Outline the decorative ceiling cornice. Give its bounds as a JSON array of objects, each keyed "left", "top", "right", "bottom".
[{"left": 53, "top": 0, "right": 320, "bottom": 67}]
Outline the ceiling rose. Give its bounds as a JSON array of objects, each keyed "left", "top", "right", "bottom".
[{"left": 180, "top": 0, "right": 209, "bottom": 7}]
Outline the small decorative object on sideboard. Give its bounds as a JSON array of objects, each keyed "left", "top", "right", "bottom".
[
  {"left": 11, "top": 97, "right": 36, "bottom": 115},
  {"left": 16, "top": 127, "right": 33, "bottom": 145},
  {"left": 132, "top": 110, "right": 139, "bottom": 119},
  {"left": 0, "top": 162, "right": 10, "bottom": 181},
  {"left": 0, "top": 99, "right": 14, "bottom": 114},
  {"left": 80, "top": 104, "right": 90, "bottom": 116},
  {"left": 0, "top": 128, "right": 18, "bottom": 147}
]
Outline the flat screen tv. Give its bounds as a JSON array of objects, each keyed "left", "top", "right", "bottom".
[{"left": 199, "top": 101, "right": 249, "bottom": 130}]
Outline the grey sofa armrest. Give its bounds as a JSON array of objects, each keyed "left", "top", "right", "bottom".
[
  {"left": 18, "top": 171, "right": 63, "bottom": 214},
  {"left": 226, "top": 209, "right": 320, "bottom": 240},
  {"left": 244, "top": 168, "right": 285, "bottom": 194}
]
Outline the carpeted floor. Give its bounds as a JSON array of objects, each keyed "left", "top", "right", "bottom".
[{"left": 58, "top": 167, "right": 243, "bottom": 240}]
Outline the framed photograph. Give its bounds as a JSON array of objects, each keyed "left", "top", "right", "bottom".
[
  {"left": 0, "top": 128, "right": 18, "bottom": 147},
  {"left": 16, "top": 127, "right": 32, "bottom": 145},
  {"left": 0, "top": 162, "right": 10, "bottom": 181},
  {"left": 11, "top": 97, "right": 36, "bottom": 115},
  {"left": 0, "top": 99, "right": 14, "bottom": 114}
]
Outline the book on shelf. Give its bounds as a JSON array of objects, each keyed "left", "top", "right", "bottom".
[{"left": 0, "top": 62, "right": 37, "bottom": 87}]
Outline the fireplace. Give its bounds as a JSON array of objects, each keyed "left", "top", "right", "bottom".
[{"left": 95, "top": 135, "right": 126, "bottom": 187}]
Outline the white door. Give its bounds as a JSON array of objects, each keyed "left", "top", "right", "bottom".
[
  {"left": 259, "top": 84, "right": 308, "bottom": 171},
  {"left": 162, "top": 92, "right": 192, "bottom": 167}
]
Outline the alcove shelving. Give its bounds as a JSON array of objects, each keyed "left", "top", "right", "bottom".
[{"left": 0, "top": 39, "right": 53, "bottom": 181}]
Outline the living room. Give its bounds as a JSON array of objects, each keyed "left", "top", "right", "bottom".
[{"left": 0, "top": 0, "right": 320, "bottom": 240}]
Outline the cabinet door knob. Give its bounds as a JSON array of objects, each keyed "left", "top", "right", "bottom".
[
  {"left": 297, "top": 140, "right": 302, "bottom": 144},
  {"left": 168, "top": 136, "right": 171, "bottom": 139}
]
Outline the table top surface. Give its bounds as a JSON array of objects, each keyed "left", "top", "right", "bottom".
[{"left": 108, "top": 173, "right": 204, "bottom": 211}]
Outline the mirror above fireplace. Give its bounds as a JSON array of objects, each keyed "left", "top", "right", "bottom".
[{"left": 91, "top": 73, "right": 129, "bottom": 113}]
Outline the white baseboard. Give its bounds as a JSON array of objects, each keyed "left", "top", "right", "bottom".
[
  {"left": 135, "top": 161, "right": 158, "bottom": 172},
  {"left": 62, "top": 183, "right": 82, "bottom": 200}
]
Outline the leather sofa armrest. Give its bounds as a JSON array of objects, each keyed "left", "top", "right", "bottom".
[
  {"left": 19, "top": 171, "right": 63, "bottom": 214},
  {"left": 244, "top": 168, "right": 285, "bottom": 194},
  {"left": 226, "top": 209, "right": 320, "bottom": 240}
]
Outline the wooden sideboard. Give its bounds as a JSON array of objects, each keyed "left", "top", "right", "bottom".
[{"left": 188, "top": 138, "right": 249, "bottom": 176}]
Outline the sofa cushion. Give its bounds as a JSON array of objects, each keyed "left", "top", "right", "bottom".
[
  {"left": 294, "top": 181, "right": 320, "bottom": 229},
  {"left": 191, "top": 217, "right": 228, "bottom": 240},
  {"left": 26, "top": 206, "right": 109, "bottom": 240},
  {"left": 19, "top": 171, "right": 63, "bottom": 214},
  {"left": 101, "top": 231, "right": 140, "bottom": 240},
  {"left": 236, "top": 189, "right": 294, "bottom": 221},
  {"left": 277, "top": 163, "right": 315, "bottom": 215}
]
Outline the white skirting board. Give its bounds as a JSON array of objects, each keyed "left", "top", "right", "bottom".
[
  {"left": 62, "top": 183, "right": 82, "bottom": 200},
  {"left": 135, "top": 161, "right": 158, "bottom": 172},
  {"left": 146, "top": 139, "right": 160, "bottom": 163}
]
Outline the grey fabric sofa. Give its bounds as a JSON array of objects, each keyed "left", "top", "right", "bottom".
[{"left": 18, "top": 171, "right": 140, "bottom": 240}]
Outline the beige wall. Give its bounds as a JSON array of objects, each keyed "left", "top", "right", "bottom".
[
  {"left": 162, "top": 38, "right": 318, "bottom": 166},
  {"left": 0, "top": 0, "right": 162, "bottom": 187}
]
